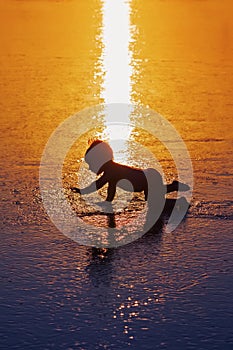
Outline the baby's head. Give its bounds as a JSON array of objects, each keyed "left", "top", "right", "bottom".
[{"left": 85, "top": 140, "right": 113, "bottom": 174}]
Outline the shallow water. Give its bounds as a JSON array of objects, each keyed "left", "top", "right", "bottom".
[{"left": 0, "top": 0, "right": 233, "bottom": 349}]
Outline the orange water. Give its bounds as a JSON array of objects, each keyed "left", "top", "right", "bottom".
[{"left": 0, "top": 1, "right": 233, "bottom": 349}]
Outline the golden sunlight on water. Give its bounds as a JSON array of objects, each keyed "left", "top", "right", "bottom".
[
  {"left": 1, "top": 1, "right": 233, "bottom": 349},
  {"left": 98, "top": 0, "right": 134, "bottom": 156},
  {"left": 100, "top": 0, "right": 133, "bottom": 104}
]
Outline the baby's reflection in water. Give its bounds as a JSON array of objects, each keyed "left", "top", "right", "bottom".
[
  {"left": 84, "top": 214, "right": 165, "bottom": 312},
  {"left": 85, "top": 203, "right": 166, "bottom": 285},
  {"left": 106, "top": 211, "right": 116, "bottom": 229},
  {"left": 86, "top": 195, "right": 187, "bottom": 265}
]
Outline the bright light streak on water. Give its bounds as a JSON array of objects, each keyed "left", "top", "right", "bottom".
[
  {"left": 100, "top": 0, "right": 133, "bottom": 152},
  {"left": 101, "top": 0, "right": 133, "bottom": 104}
]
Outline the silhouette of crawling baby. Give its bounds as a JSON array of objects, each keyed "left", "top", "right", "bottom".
[{"left": 71, "top": 140, "right": 190, "bottom": 204}]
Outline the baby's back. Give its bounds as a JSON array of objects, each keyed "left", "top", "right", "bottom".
[{"left": 108, "top": 162, "right": 148, "bottom": 192}]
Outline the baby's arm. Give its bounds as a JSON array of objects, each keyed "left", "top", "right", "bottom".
[
  {"left": 106, "top": 182, "right": 116, "bottom": 202},
  {"left": 71, "top": 174, "right": 108, "bottom": 194}
]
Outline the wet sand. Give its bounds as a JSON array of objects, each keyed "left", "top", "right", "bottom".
[{"left": 1, "top": 0, "right": 233, "bottom": 349}]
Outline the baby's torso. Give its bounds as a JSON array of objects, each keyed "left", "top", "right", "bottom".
[{"left": 105, "top": 163, "right": 148, "bottom": 192}]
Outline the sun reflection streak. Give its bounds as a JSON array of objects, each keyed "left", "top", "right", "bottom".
[
  {"left": 101, "top": 0, "right": 133, "bottom": 104},
  {"left": 100, "top": 0, "right": 134, "bottom": 153}
]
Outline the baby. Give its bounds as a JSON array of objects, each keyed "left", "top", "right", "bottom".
[{"left": 71, "top": 140, "right": 189, "bottom": 203}]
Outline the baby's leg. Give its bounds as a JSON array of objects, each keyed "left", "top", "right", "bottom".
[
  {"left": 144, "top": 168, "right": 166, "bottom": 203},
  {"left": 143, "top": 168, "right": 166, "bottom": 231},
  {"left": 166, "top": 180, "right": 190, "bottom": 193}
]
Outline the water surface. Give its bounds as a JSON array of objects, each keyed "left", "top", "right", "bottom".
[{"left": 0, "top": 0, "right": 233, "bottom": 349}]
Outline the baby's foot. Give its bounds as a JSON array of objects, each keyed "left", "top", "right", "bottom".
[{"left": 173, "top": 181, "right": 190, "bottom": 192}]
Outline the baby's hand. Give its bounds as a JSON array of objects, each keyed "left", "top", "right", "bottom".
[{"left": 71, "top": 187, "right": 81, "bottom": 194}]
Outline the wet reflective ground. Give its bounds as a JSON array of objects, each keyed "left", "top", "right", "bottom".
[
  {"left": 1, "top": 219, "right": 232, "bottom": 349},
  {"left": 0, "top": 0, "right": 233, "bottom": 349}
]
